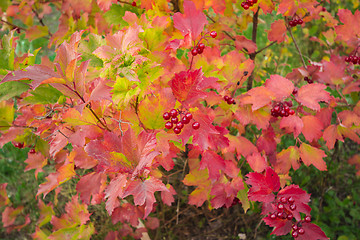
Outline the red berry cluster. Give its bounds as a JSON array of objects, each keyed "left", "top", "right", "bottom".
[
  {"left": 14, "top": 142, "right": 24, "bottom": 148},
  {"left": 304, "top": 76, "right": 313, "bottom": 84},
  {"left": 29, "top": 148, "right": 36, "bottom": 154},
  {"left": 269, "top": 196, "right": 297, "bottom": 221},
  {"left": 289, "top": 17, "right": 303, "bottom": 27},
  {"left": 240, "top": 0, "right": 257, "bottom": 10},
  {"left": 191, "top": 31, "right": 217, "bottom": 56},
  {"left": 131, "top": 1, "right": 136, "bottom": 6},
  {"left": 223, "top": 95, "right": 236, "bottom": 105},
  {"left": 271, "top": 101, "right": 295, "bottom": 117},
  {"left": 291, "top": 216, "right": 312, "bottom": 238},
  {"left": 163, "top": 109, "right": 200, "bottom": 134},
  {"left": 345, "top": 55, "right": 360, "bottom": 64}
]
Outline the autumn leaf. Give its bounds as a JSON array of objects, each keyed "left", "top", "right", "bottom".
[
  {"left": 296, "top": 83, "right": 331, "bottom": 111},
  {"left": 296, "top": 222, "right": 329, "bottom": 240},
  {"left": 263, "top": 215, "right": 292, "bottom": 236},
  {"left": 240, "top": 86, "right": 275, "bottom": 111},
  {"left": 267, "top": 20, "right": 287, "bottom": 43},
  {"left": 274, "top": 146, "right": 300, "bottom": 174},
  {"left": 104, "top": 174, "right": 128, "bottom": 215},
  {"left": 265, "top": 75, "right": 294, "bottom": 101},
  {"left": 335, "top": 9, "right": 360, "bottom": 45},
  {"left": 299, "top": 143, "right": 327, "bottom": 171},
  {"left": 280, "top": 115, "right": 304, "bottom": 138},
  {"left": 199, "top": 150, "right": 225, "bottom": 180},
  {"left": 301, "top": 115, "right": 324, "bottom": 142},
  {"left": 25, "top": 152, "right": 47, "bottom": 179},
  {"left": 77, "top": 172, "right": 106, "bottom": 205},
  {"left": 246, "top": 152, "right": 268, "bottom": 173}
]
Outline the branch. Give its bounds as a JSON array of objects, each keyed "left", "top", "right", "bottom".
[
  {"left": 286, "top": 25, "right": 307, "bottom": 68},
  {"left": 254, "top": 41, "right": 277, "bottom": 55},
  {"left": 204, "top": 11, "right": 236, "bottom": 41},
  {"left": 31, "top": 7, "right": 53, "bottom": 37},
  {"left": 246, "top": 8, "right": 259, "bottom": 91},
  {"left": 0, "top": 19, "right": 26, "bottom": 31}
]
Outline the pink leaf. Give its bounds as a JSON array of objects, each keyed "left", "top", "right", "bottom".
[
  {"left": 296, "top": 83, "right": 331, "bottom": 111},
  {"left": 265, "top": 75, "right": 294, "bottom": 101}
]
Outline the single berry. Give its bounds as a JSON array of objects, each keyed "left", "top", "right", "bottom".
[
  {"left": 298, "top": 228, "right": 305, "bottom": 235},
  {"left": 274, "top": 105, "right": 280, "bottom": 112},
  {"left": 304, "top": 76, "right": 309, "bottom": 82},
  {"left": 277, "top": 212, "right": 283, "bottom": 218},
  {"left": 292, "top": 231, "right": 299, "bottom": 238},
  {"left": 278, "top": 203, "right": 285, "bottom": 211},
  {"left": 191, "top": 48, "right": 198, "bottom": 56},
  {"left": 297, "top": 19, "right": 303, "bottom": 24},
  {"left": 163, "top": 112, "right": 171, "bottom": 120},
  {"left": 248, "top": 0, "right": 254, "bottom": 3},
  {"left": 227, "top": 97, "right": 235, "bottom": 105},
  {"left": 169, "top": 109, "right": 178, "bottom": 117},
  {"left": 192, "top": 122, "right": 200, "bottom": 130},
  {"left": 284, "top": 106, "right": 290, "bottom": 112},
  {"left": 185, "top": 112, "right": 193, "bottom": 120},
  {"left": 243, "top": 3, "right": 249, "bottom": 9},
  {"left": 253, "top": 0, "right": 258, "bottom": 2},
  {"left": 29, "top": 148, "right": 36, "bottom": 154},
  {"left": 210, "top": 31, "right": 217, "bottom": 38},
  {"left": 304, "top": 216, "right": 311, "bottom": 223},
  {"left": 280, "top": 110, "right": 286, "bottom": 117},
  {"left": 287, "top": 213, "right": 293, "bottom": 220},
  {"left": 281, "top": 212, "right": 287, "bottom": 219},
  {"left": 247, "top": 2, "right": 253, "bottom": 7},
  {"left": 14, "top": 142, "right": 24, "bottom": 148},
  {"left": 292, "top": 225, "right": 299, "bottom": 231},
  {"left": 352, "top": 56, "right": 358, "bottom": 64},
  {"left": 197, "top": 47, "right": 204, "bottom": 54},
  {"left": 289, "top": 109, "right": 295, "bottom": 115},
  {"left": 165, "top": 122, "right": 173, "bottom": 129},
  {"left": 131, "top": 1, "right": 136, "bottom": 6},
  {"left": 286, "top": 101, "right": 293, "bottom": 107},
  {"left": 349, "top": 55, "right": 354, "bottom": 62},
  {"left": 288, "top": 196, "right": 295, "bottom": 204},
  {"left": 198, "top": 43, "right": 205, "bottom": 50},
  {"left": 241, "top": 2, "right": 246, "bottom": 8},
  {"left": 171, "top": 117, "right": 179, "bottom": 124},
  {"left": 173, "top": 127, "right": 181, "bottom": 134},
  {"left": 322, "top": 7, "right": 326, "bottom": 11},
  {"left": 224, "top": 95, "right": 230, "bottom": 101},
  {"left": 270, "top": 213, "right": 276, "bottom": 219},
  {"left": 182, "top": 116, "right": 190, "bottom": 124},
  {"left": 176, "top": 122, "right": 184, "bottom": 129},
  {"left": 307, "top": 79, "right": 314, "bottom": 84},
  {"left": 289, "top": 204, "right": 297, "bottom": 211},
  {"left": 292, "top": 88, "right": 298, "bottom": 95},
  {"left": 345, "top": 56, "right": 351, "bottom": 62},
  {"left": 289, "top": 20, "right": 295, "bottom": 27},
  {"left": 280, "top": 197, "right": 287, "bottom": 203}
]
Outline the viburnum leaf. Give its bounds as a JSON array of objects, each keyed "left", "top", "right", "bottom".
[
  {"left": 172, "top": 0, "right": 207, "bottom": 41},
  {"left": 246, "top": 167, "right": 280, "bottom": 203},
  {"left": 274, "top": 146, "right": 300, "bottom": 174},
  {"left": 210, "top": 178, "right": 244, "bottom": 209},
  {"left": 267, "top": 20, "right": 287, "bottom": 43},
  {"left": 122, "top": 177, "right": 169, "bottom": 218},
  {"left": 0, "top": 183, "right": 10, "bottom": 207},
  {"left": 295, "top": 222, "right": 329, "bottom": 240},
  {"left": 256, "top": 126, "right": 277, "bottom": 155},
  {"left": 2, "top": 206, "right": 23, "bottom": 228},
  {"left": 111, "top": 202, "right": 142, "bottom": 227},
  {"left": 265, "top": 75, "right": 294, "bottom": 101},
  {"left": 224, "top": 135, "right": 258, "bottom": 159},
  {"left": 335, "top": 9, "right": 360, "bottom": 45},
  {"left": 235, "top": 35, "right": 257, "bottom": 53},
  {"left": 280, "top": 115, "right": 304, "bottom": 138},
  {"left": 246, "top": 152, "right": 268, "bottom": 173},
  {"left": 263, "top": 215, "right": 292, "bottom": 236},
  {"left": 76, "top": 172, "right": 106, "bottom": 205},
  {"left": 199, "top": 150, "right": 225, "bottom": 180},
  {"left": 97, "top": 0, "right": 117, "bottom": 11},
  {"left": 161, "top": 184, "right": 176, "bottom": 206},
  {"left": 301, "top": 115, "right": 324, "bottom": 142},
  {"left": 296, "top": 83, "right": 331, "bottom": 111},
  {"left": 314, "top": 58, "right": 349, "bottom": 85},
  {"left": 104, "top": 174, "right": 128, "bottom": 215},
  {"left": 25, "top": 152, "right": 47, "bottom": 179},
  {"left": 277, "top": 185, "right": 311, "bottom": 221},
  {"left": 299, "top": 143, "right": 327, "bottom": 171},
  {"left": 235, "top": 105, "right": 271, "bottom": 129},
  {"left": 240, "top": 86, "right": 275, "bottom": 111}
]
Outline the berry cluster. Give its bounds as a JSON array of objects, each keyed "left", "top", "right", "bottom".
[
  {"left": 224, "top": 95, "right": 236, "bottom": 105},
  {"left": 191, "top": 31, "right": 217, "bottom": 56},
  {"left": 291, "top": 216, "right": 312, "bottom": 238},
  {"left": 271, "top": 101, "right": 295, "bottom": 117},
  {"left": 14, "top": 142, "right": 24, "bottom": 148},
  {"left": 163, "top": 109, "right": 200, "bottom": 134},
  {"left": 345, "top": 55, "right": 360, "bottom": 64},
  {"left": 240, "top": 0, "right": 257, "bottom": 10},
  {"left": 269, "top": 196, "right": 297, "bottom": 221},
  {"left": 304, "top": 76, "right": 313, "bottom": 84},
  {"left": 289, "top": 17, "right": 303, "bottom": 27}
]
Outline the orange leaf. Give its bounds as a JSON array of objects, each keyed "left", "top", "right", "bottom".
[
  {"left": 301, "top": 115, "right": 324, "bottom": 142},
  {"left": 267, "top": 20, "right": 287, "bottom": 43},
  {"left": 299, "top": 143, "right": 327, "bottom": 171}
]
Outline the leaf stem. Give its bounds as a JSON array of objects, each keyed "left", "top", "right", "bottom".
[
  {"left": 246, "top": 8, "right": 259, "bottom": 91},
  {"left": 286, "top": 24, "right": 307, "bottom": 68}
]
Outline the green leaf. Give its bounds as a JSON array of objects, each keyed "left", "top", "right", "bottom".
[
  {"left": 24, "top": 84, "right": 63, "bottom": 104},
  {"left": 104, "top": 4, "right": 127, "bottom": 25},
  {"left": 0, "top": 81, "right": 29, "bottom": 102},
  {"left": 0, "top": 31, "right": 15, "bottom": 73},
  {"left": 0, "top": 0, "right": 10, "bottom": 11}
]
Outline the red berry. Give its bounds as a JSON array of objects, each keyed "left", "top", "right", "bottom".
[
  {"left": 192, "top": 122, "right": 200, "bottom": 130},
  {"left": 253, "top": 0, "right": 257, "bottom": 3},
  {"left": 224, "top": 95, "right": 230, "bottom": 101},
  {"left": 304, "top": 76, "right": 309, "bottom": 82},
  {"left": 131, "top": 1, "right": 136, "bottom": 6},
  {"left": 247, "top": 2, "right": 253, "bottom": 7},
  {"left": 248, "top": 0, "right": 254, "bottom": 3},
  {"left": 173, "top": 127, "right": 181, "bottom": 134},
  {"left": 171, "top": 117, "right": 179, "bottom": 124},
  {"left": 241, "top": 2, "right": 246, "bottom": 7},
  {"left": 288, "top": 196, "right": 295, "bottom": 204},
  {"left": 197, "top": 46, "right": 203, "bottom": 54},
  {"left": 185, "top": 112, "right": 193, "bottom": 120},
  {"left": 176, "top": 122, "right": 184, "bottom": 129},
  {"left": 227, "top": 97, "right": 235, "bottom": 105},
  {"left": 277, "top": 203, "right": 285, "bottom": 211},
  {"left": 289, "top": 109, "right": 295, "bottom": 115},
  {"left": 292, "top": 88, "right": 298, "bottom": 95},
  {"left": 292, "top": 225, "right": 299, "bottom": 231},
  {"left": 165, "top": 122, "right": 173, "bottom": 129},
  {"left": 198, "top": 43, "right": 205, "bottom": 50},
  {"left": 322, "top": 7, "right": 326, "bottom": 11},
  {"left": 191, "top": 48, "right": 198, "bottom": 56},
  {"left": 14, "top": 142, "right": 24, "bottom": 148},
  {"left": 280, "top": 110, "right": 286, "bottom": 117},
  {"left": 281, "top": 212, "right": 287, "bottom": 219},
  {"left": 280, "top": 197, "right": 287, "bottom": 203},
  {"left": 243, "top": 3, "right": 249, "bottom": 9},
  {"left": 210, "top": 31, "right": 217, "bottom": 38},
  {"left": 270, "top": 213, "right": 276, "bottom": 219},
  {"left": 284, "top": 106, "right": 290, "bottom": 112},
  {"left": 345, "top": 56, "right": 351, "bottom": 62},
  {"left": 297, "top": 19, "right": 303, "bottom": 24},
  {"left": 169, "top": 109, "right": 178, "bottom": 117},
  {"left": 298, "top": 228, "right": 305, "bottom": 235},
  {"left": 349, "top": 55, "right": 354, "bottom": 62},
  {"left": 352, "top": 56, "right": 358, "bottom": 64},
  {"left": 29, "top": 148, "right": 36, "bottom": 154},
  {"left": 292, "top": 231, "right": 299, "bottom": 238},
  {"left": 289, "top": 204, "right": 297, "bottom": 211},
  {"left": 181, "top": 116, "right": 190, "bottom": 124},
  {"left": 304, "top": 216, "right": 311, "bottom": 222},
  {"left": 163, "top": 112, "right": 170, "bottom": 120},
  {"left": 307, "top": 79, "right": 314, "bottom": 84},
  {"left": 286, "top": 101, "right": 293, "bottom": 107},
  {"left": 277, "top": 212, "right": 283, "bottom": 218},
  {"left": 289, "top": 20, "right": 295, "bottom": 27},
  {"left": 287, "top": 213, "right": 293, "bottom": 220}
]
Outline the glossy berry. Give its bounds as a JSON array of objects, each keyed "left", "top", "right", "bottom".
[
  {"left": 243, "top": 3, "right": 249, "bottom": 9},
  {"left": 277, "top": 212, "right": 283, "bottom": 218},
  {"left": 210, "top": 31, "right": 217, "bottom": 38},
  {"left": 192, "top": 122, "right": 200, "bottom": 130},
  {"left": 289, "top": 109, "right": 295, "bottom": 115},
  {"left": 131, "top": 1, "right": 136, "bottom": 6},
  {"left": 292, "top": 231, "right": 299, "bottom": 238},
  {"left": 289, "top": 204, "right": 297, "bottom": 211},
  {"left": 287, "top": 213, "right": 293, "bottom": 220},
  {"left": 29, "top": 148, "right": 36, "bottom": 154},
  {"left": 270, "top": 213, "right": 276, "bottom": 219},
  {"left": 181, "top": 116, "right": 190, "bottom": 124},
  {"left": 292, "top": 225, "right": 299, "bottom": 231},
  {"left": 165, "top": 122, "right": 173, "bottom": 129},
  {"left": 224, "top": 95, "right": 230, "bottom": 101},
  {"left": 14, "top": 142, "right": 24, "bottom": 148},
  {"left": 297, "top": 19, "right": 303, "bottom": 24},
  {"left": 227, "top": 97, "right": 235, "bottom": 105},
  {"left": 197, "top": 47, "right": 204, "bottom": 54},
  {"left": 171, "top": 117, "right": 179, "bottom": 124},
  {"left": 185, "top": 112, "right": 193, "bottom": 120},
  {"left": 173, "top": 127, "right": 181, "bottom": 134},
  {"left": 281, "top": 212, "right": 287, "bottom": 219},
  {"left": 345, "top": 57, "right": 351, "bottom": 62},
  {"left": 163, "top": 112, "right": 171, "bottom": 120},
  {"left": 169, "top": 109, "right": 178, "bottom": 117},
  {"left": 191, "top": 48, "right": 198, "bottom": 56},
  {"left": 176, "top": 122, "right": 184, "bottom": 129},
  {"left": 304, "top": 76, "right": 309, "bottom": 82},
  {"left": 289, "top": 20, "right": 296, "bottom": 27},
  {"left": 277, "top": 203, "right": 285, "bottom": 211},
  {"left": 292, "top": 88, "right": 298, "bottom": 95},
  {"left": 280, "top": 197, "right": 287, "bottom": 203},
  {"left": 198, "top": 43, "right": 205, "bottom": 50},
  {"left": 304, "top": 216, "right": 311, "bottom": 223},
  {"left": 288, "top": 196, "right": 295, "bottom": 204},
  {"left": 298, "top": 228, "right": 305, "bottom": 235}
]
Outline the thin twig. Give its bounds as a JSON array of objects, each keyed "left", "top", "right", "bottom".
[
  {"left": 286, "top": 25, "right": 307, "bottom": 68},
  {"left": 0, "top": 19, "right": 26, "bottom": 31},
  {"left": 254, "top": 41, "right": 277, "bottom": 55},
  {"left": 246, "top": 8, "right": 259, "bottom": 91}
]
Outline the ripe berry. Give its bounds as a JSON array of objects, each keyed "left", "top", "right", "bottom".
[
  {"left": 198, "top": 43, "right": 205, "bottom": 50},
  {"left": 277, "top": 212, "right": 283, "bottom": 218},
  {"left": 280, "top": 197, "right": 287, "bottom": 203},
  {"left": 210, "top": 31, "right": 217, "bottom": 38},
  {"left": 285, "top": 101, "right": 293, "bottom": 107},
  {"left": 192, "top": 122, "right": 200, "bottom": 130},
  {"left": 304, "top": 76, "right": 309, "bottom": 82},
  {"left": 171, "top": 117, "right": 179, "bottom": 124},
  {"left": 14, "top": 142, "right": 24, "bottom": 148},
  {"left": 288, "top": 196, "right": 295, "bottom": 204},
  {"left": 227, "top": 97, "right": 235, "bottom": 105},
  {"left": 297, "top": 19, "right": 303, "bottom": 24},
  {"left": 224, "top": 95, "right": 230, "bottom": 101},
  {"left": 163, "top": 112, "right": 171, "bottom": 120},
  {"left": 277, "top": 203, "right": 285, "bottom": 211},
  {"left": 29, "top": 148, "right": 36, "bottom": 154},
  {"left": 131, "top": 1, "right": 136, "bottom": 6},
  {"left": 185, "top": 112, "right": 193, "bottom": 120},
  {"left": 191, "top": 48, "right": 198, "bottom": 56},
  {"left": 243, "top": 3, "right": 250, "bottom": 9},
  {"left": 292, "top": 231, "right": 299, "bottom": 238},
  {"left": 289, "top": 204, "right": 297, "bottom": 211},
  {"left": 176, "top": 122, "right": 184, "bottom": 129},
  {"left": 173, "top": 127, "right": 181, "bottom": 134},
  {"left": 165, "top": 122, "right": 173, "bottom": 129},
  {"left": 197, "top": 46, "right": 204, "bottom": 54},
  {"left": 352, "top": 56, "right": 358, "bottom": 64},
  {"left": 292, "top": 88, "right": 298, "bottom": 95},
  {"left": 345, "top": 57, "right": 351, "bottom": 62},
  {"left": 289, "top": 20, "right": 295, "bottom": 27},
  {"left": 270, "top": 213, "right": 276, "bottom": 219},
  {"left": 298, "top": 228, "right": 305, "bottom": 235},
  {"left": 287, "top": 213, "right": 293, "bottom": 220},
  {"left": 181, "top": 116, "right": 190, "bottom": 124},
  {"left": 304, "top": 216, "right": 311, "bottom": 222},
  {"left": 253, "top": 0, "right": 258, "bottom": 3},
  {"left": 289, "top": 109, "right": 295, "bottom": 115},
  {"left": 169, "top": 109, "right": 178, "bottom": 117},
  {"left": 281, "top": 212, "right": 287, "bottom": 219},
  {"left": 292, "top": 225, "right": 299, "bottom": 231}
]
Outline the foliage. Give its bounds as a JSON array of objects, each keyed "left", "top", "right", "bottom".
[{"left": 0, "top": 0, "right": 359, "bottom": 239}]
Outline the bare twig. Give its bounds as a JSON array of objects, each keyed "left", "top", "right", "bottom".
[
  {"left": 246, "top": 8, "right": 259, "bottom": 91},
  {"left": 254, "top": 41, "right": 277, "bottom": 55},
  {"left": 286, "top": 24, "right": 307, "bottom": 68}
]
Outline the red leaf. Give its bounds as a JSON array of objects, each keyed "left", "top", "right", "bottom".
[
  {"left": 145, "top": 217, "right": 160, "bottom": 230},
  {"left": 256, "top": 126, "right": 277, "bottom": 155},
  {"left": 111, "top": 203, "right": 141, "bottom": 227},
  {"left": 36, "top": 172, "right": 60, "bottom": 198},
  {"left": 161, "top": 184, "right": 176, "bottom": 206},
  {"left": 123, "top": 177, "right": 168, "bottom": 218},
  {"left": 2, "top": 206, "right": 23, "bottom": 228},
  {"left": 263, "top": 215, "right": 292, "bottom": 236},
  {"left": 335, "top": 9, "right": 360, "bottom": 45},
  {"left": 301, "top": 115, "right": 324, "bottom": 142},
  {"left": 172, "top": 0, "right": 208, "bottom": 41},
  {"left": 240, "top": 86, "right": 275, "bottom": 111},
  {"left": 348, "top": 154, "right": 360, "bottom": 176},
  {"left": 105, "top": 174, "right": 128, "bottom": 215},
  {"left": 246, "top": 167, "right": 280, "bottom": 203},
  {"left": 267, "top": 20, "right": 287, "bottom": 43},
  {"left": 297, "top": 222, "right": 329, "bottom": 240},
  {"left": 299, "top": 143, "right": 327, "bottom": 171},
  {"left": 25, "top": 152, "right": 47, "bottom": 179},
  {"left": 246, "top": 152, "right": 268, "bottom": 173},
  {"left": 96, "top": 0, "right": 116, "bottom": 11},
  {"left": 274, "top": 146, "right": 300, "bottom": 174},
  {"left": 76, "top": 172, "right": 106, "bottom": 205},
  {"left": 265, "top": 75, "right": 294, "bottom": 101},
  {"left": 235, "top": 35, "right": 257, "bottom": 53},
  {"left": 280, "top": 115, "right": 304, "bottom": 138},
  {"left": 296, "top": 83, "right": 331, "bottom": 111},
  {"left": 225, "top": 135, "right": 258, "bottom": 159},
  {"left": 200, "top": 150, "right": 225, "bottom": 180}
]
